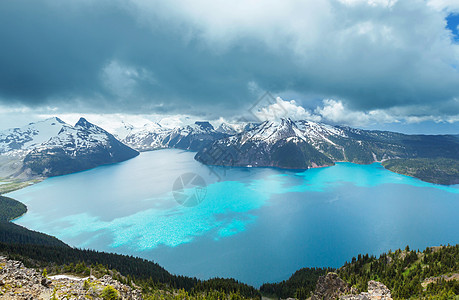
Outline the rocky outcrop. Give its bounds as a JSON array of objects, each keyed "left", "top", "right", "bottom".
[
  {"left": 340, "top": 280, "right": 392, "bottom": 300},
  {"left": 311, "top": 273, "right": 352, "bottom": 300},
  {"left": 311, "top": 273, "right": 393, "bottom": 300},
  {"left": 422, "top": 273, "right": 459, "bottom": 288},
  {"left": 0, "top": 256, "right": 142, "bottom": 299}
]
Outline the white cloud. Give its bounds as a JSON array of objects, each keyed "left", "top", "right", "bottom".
[
  {"left": 337, "top": 0, "right": 397, "bottom": 7},
  {"left": 428, "top": 0, "right": 459, "bottom": 12},
  {"left": 253, "top": 97, "right": 459, "bottom": 127},
  {"left": 254, "top": 97, "right": 322, "bottom": 122},
  {"left": 315, "top": 99, "right": 397, "bottom": 126}
]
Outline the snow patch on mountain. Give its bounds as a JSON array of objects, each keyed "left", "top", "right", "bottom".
[{"left": 0, "top": 117, "right": 68, "bottom": 154}]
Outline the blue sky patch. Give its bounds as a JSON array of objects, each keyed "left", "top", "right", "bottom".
[{"left": 446, "top": 13, "right": 459, "bottom": 42}]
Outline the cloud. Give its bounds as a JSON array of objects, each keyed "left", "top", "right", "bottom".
[
  {"left": 101, "top": 60, "right": 156, "bottom": 99},
  {"left": 0, "top": 0, "right": 458, "bottom": 125},
  {"left": 315, "top": 99, "right": 396, "bottom": 125},
  {"left": 253, "top": 97, "right": 459, "bottom": 127},
  {"left": 428, "top": 0, "right": 459, "bottom": 12},
  {"left": 254, "top": 97, "right": 322, "bottom": 122}
]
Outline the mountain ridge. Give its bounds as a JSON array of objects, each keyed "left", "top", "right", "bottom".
[
  {"left": 1, "top": 117, "right": 458, "bottom": 184},
  {"left": 195, "top": 118, "right": 459, "bottom": 174},
  {"left": 0, "top": 117, "right": 139, "bottom": 179}
]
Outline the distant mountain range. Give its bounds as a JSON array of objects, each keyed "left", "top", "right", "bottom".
[
  {"left": 194, "top": 119, "right": 459, "bottom": 184},
  {"left": 195, "top": 118, "right": 459, "bottom": 168},
  {"left": 121, "top": 118, "right": 459, "bottom": 184},
  {"left": 123, "top": 121, "right": 231, "bottom": 152},
  {"left": 0, "top": 117, "right": 138, "bottom": 179},
  {"left": 0, "top": 117, "right": 458, "bottom": 184}
]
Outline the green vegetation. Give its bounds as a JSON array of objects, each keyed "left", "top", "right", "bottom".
[
  {"left": 0, "top": 179, "right": 40, "bottom": 194},
  {"left": 338, "top": 245, "right": 459, "bottom": 299},
  {"left": 0, "top": 242, "right": 260, "bottom": 299},
  {"left": 0, "top": 195, "right": 27, "bottom": 221},
  {"left": 382, "top": 158, "right": 459, "bottom": 185},
  {"left": 0, "top": 222, "right": 68, "bottom": 247},
  {"left": 0, "top": 242, "right": 196, "bottom": 289},
  {"left": 192, "top": 278, "right": 259, "bottom": 299},
  {"left": 260, "top": 245, "right": 459, "bottom": 300},
  {"left": 260, "top": 267, "right": 333, "bottom": 299},
  {"left": 101, "top": 285, "right": 119, "bottom": 300}
]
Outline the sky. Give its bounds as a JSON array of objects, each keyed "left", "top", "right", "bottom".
[{"left": 1, "top": 0, "right": 459, "bottom": 134}]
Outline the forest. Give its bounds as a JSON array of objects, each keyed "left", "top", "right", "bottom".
[
  {"left": 260, "top": 245, "right": 459, "bottom": 299},
  {"left": 0, "top": 195, "right": 27, "bottom": 221},
  {"left": 382, "top": 158, "right": 459, "bottom": 185},
  {"left": 260, "top": 267, "right": 333, "bottom": 299},
  {"left": 338, "top": 245, "right": 459, "bottom": 299}
]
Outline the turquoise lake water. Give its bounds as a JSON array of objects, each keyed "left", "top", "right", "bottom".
[{"left": 7, "top": 149, "right": 459, "bottom": 286}]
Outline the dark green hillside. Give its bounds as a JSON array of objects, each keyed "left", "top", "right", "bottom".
[
  {"left": 0, "top": 195, "right": 67, "bottom": 247},
  {"left": 262, "top": 245, "right": 459, "bottom": 300},
  {"left": 382, "top": 158, "right": 459, "bottom": 185},
  {"left": 271, "top": 140, "right": 334, "bottom": 168},
  {"left": 260, "top": 267, "right": 333, "bottom": 299},
  {"left": 0, "top": 195, "right": 27, "bottom": 221},
  {"left": 192, "top": 278, "right": 260, "bottom": 298},
  {"left": 0, "top": 242, "right": 260, "bottom": 299},
  {"left": 0, "top": 222, "right": 68, "bottom": 247},
  {"left": 338, "top": 245, "right": 459, "bottom": 299}
]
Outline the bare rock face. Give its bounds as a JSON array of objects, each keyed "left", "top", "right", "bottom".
[
  {"left": 0, "top": 256, "right": 142, "bottom": 299},
  {"left": 340, "top": 280, "right": 392, "bottom": 300},
  {"left": 311, "top": 273, "right": 351, "bottom": 300}
]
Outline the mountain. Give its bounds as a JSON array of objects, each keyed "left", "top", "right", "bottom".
[
  {"left": 0, "top": 117, "right": 139, "bottom": 179},
  {"left": 2, "top": 117, "right": 457, "bottom": 183},
  {"left": 195, "top": 119, "right": 335, "bottom": 168},
  {"left": 0, "top": 117, "right": 68, "bottom": 155},
  {"left": 124, "top": 121, "right": 229, "bottom": 152},
  {"left": 195, "top": 118, "right": 459, "bottom": 173},
  {"left": 216, "top": 122, "right": 247, "bottom": 135},
  {"left": 21, "top": 118, "right": 139, "bottom": 177},
  {"left": 112, "top": 120, "right": 135, "bottom": 140}
]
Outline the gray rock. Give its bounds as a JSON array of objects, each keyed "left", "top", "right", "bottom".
[
  {"left": 311, "top": 272, "right": 351, "bottom": 300},
  {"left": 340, "top": 280, "right": 392, "bottom": 300}
]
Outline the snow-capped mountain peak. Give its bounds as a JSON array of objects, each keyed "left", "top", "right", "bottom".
[
  {"left": 0, "top": 117, "right": 139, "bottom": 179},
  {"left": 0, "top": 117, "right": 71, "bottom": 154},
  {"left": 244, "top": 118, "right": 298, "bottom": 144},
  {"left": 142, "top": 122, "right": 163, "bottom": 132},
  {"left": 75, "top": 117, "right": 95, "bottom": 129}
]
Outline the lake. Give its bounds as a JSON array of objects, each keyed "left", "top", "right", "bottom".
[{"left": 7, "top": 149, "right": 459, "bottom": 286}]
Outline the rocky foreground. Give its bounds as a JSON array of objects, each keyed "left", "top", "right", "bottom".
[
  {"left": 0, "top": 256, "right": 142, "bottom": 299},
  {"left": 311, "top": 272, "right": 392, "bottom": 300},
  {"left": 0, "top": 255, "right": 428, "bottom": 300}
]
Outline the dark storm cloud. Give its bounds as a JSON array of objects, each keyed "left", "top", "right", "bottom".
[
  {"left": 0, "top": 1, "right": 301, "bottom": 118},
  {"left": 0, "top": 0, "right": 459, "bottom": 121}
]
